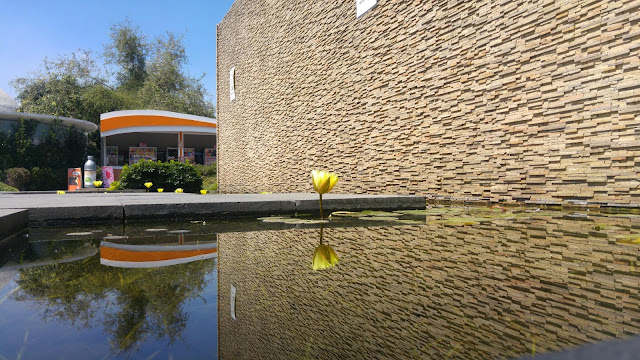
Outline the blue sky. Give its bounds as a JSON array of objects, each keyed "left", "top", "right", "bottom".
[{"left": 0, "top": 0, "right": 236, "bottom": 101}]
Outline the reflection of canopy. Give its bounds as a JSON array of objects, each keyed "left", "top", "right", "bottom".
[
  {"left": 100, "top": 241, "right": 217, "bottom": 268},
  {"left": 0, "top": 247, "right": 98, "bottom": 272}
]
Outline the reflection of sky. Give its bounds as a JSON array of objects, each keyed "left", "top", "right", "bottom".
[{"left": 0, "top": 268, "right": 217, "bottom": 359}]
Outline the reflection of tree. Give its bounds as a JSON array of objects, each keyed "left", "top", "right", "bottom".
[{"left": 12, "top": 254, "right": 216, "bottom": 356}]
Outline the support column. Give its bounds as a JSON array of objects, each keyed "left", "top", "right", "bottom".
[
  {"left": 101, "top": 136, "right": 107, "bottom": 166},
  {"left": 178, "top": 131, "right": 184, "bottom": 162}
]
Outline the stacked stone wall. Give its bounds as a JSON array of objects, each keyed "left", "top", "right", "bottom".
[{"left": 217, "top": 0, "right": 640, "bottom": 204}]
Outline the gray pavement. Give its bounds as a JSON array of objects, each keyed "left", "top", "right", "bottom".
[{"left": 0, "top": 192, "right": 425, "bottom": 225}]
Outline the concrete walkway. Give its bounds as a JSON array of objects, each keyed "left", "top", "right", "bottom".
[{"left": 0, "top": 192, "right": 425, "bottom": 225}]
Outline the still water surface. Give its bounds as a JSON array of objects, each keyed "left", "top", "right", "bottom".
[{"left": 1, "top": 207, "right": 640, "bottom": 359}]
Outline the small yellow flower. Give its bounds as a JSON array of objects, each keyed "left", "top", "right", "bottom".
[
  {"left": 311, "top": 170, "right": 338, "bottom": 195},
  {"left": 200, "top": 190, "right": 208, "bottom": 195},
  {"left": 157, "top": 188, "right": 164, "bottom": 192},
  {"left": 175, "top": 188, "right": 183, "bottom": 193},
  {"left": 144, "top": 182, "right": 153, "bottom": 189},
  {"left": 56, "top": 190, "right": 66, "bottom": 194},
  {"left": 312, "top": 243, "right": 339, "bottom": 271},
  {"left": 93, "top": 180, "right": 103, "bottom": 188}
]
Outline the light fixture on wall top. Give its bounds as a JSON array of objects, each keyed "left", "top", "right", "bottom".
[{"left": 356, "top": 0, "right": 377, "bottom": 18}]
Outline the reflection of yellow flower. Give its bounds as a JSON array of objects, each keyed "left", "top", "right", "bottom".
[
  {"left": 93, "top": 180, "right": 103, "bottom": 188},
  {"left": 175, "top": 188, "right": 183, "bottom": 193},
  {"left": 144, "top": 182, "right": 153, "bottom": 189},
  {"left": 56, "top": 190, "right": 65, "bottom": 194},
  {"left": 157, "top": 188, "right": 164, "bottom": 192},
  {"left": 311, "top": 170, "right": 338, "bottom": 195},
  {"left": 200, "top": 190, "right": 208, "bottom": 195},
  {"left": 312, "top": 244, "right": 339, "bottom": 270}
]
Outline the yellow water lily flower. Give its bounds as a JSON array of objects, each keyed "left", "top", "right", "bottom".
[
  {"left": 144, "top": 182, "right": 153, "bottom": 189},
  {"left": 311, "top": 170, "right": 338, "bottom": 195},
  {"left": 200, "top": 190, "right": 208, "bottom": 195},
  {"left": 311, "top": 170, "right": 338, "bottom": 219},
  {"left": 93, "top": 180, "right": 103, "bottom": 188},
  {"left": 312, "top": 243, "right": 339, "bottom": 270},
  {"left": 157, "top": 188, "right": 164, "bottom": 192},
  {"left": 175, "top": 188, "right": 183, "bottom": 193},
  {"left": 56, "top": 190, "right": 65, "bottom": 194}
]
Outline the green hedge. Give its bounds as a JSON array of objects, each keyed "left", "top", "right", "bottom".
[
  {"left": 193, "top": 163, "right": 216, "bottom": 177},
  {"left": 118, "top": 160, "right": 203, "bottom": 193},
  {"left": 0, "top": 118, "right": 88, "bottom": 190}
]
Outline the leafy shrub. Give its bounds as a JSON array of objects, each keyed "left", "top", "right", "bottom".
[
  {"left": 118, "top": 160, "right": 203, "bottom": 193},
  {"left": 6, "top": 167, "right": 30, "bottom": 191},
  {"left": 29, "top": 167, "right": 66, "bottom": 191},
  {"left": 107, "top": 180, "right": 121, "bottom": 191},
  {"left": 194, "top": 163, "right": 216, "bottom": 177}
]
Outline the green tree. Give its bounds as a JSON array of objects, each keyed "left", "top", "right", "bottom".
[
  {"left": 5, "top": 20, "right": 214, "bottom": 187},
  {"left": 104, "top": 19, "right": 149, "bottom": 92}
]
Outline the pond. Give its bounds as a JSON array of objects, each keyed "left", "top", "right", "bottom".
[{"left": 1, "top": 206, "right": 640, "bottom": 359}]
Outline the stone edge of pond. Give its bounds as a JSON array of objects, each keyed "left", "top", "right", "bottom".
[
  {"left": 0, "top": 209, "right": 28, "bottom": 238},
  {"left": 1, "top": 194, "right": 428, "bottom": 227}
]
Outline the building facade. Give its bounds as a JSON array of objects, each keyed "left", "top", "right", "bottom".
[
  {"left": 100, "top": 110, "right": 217, "bottom": 167},
  {"left": 217, "top": 0, "right": 640, "bottom": 205}
]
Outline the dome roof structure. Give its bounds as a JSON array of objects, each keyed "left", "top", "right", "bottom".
[
  {"left": 0, "top": 87, "right": 97, "bottom": 132},
  {"left": 0, "top": 88, "right": 18, "bottom": 113}
]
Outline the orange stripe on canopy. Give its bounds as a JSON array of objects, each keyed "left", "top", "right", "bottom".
[{"left": 101, "top": 115, "right": 217, "bottom": 132}]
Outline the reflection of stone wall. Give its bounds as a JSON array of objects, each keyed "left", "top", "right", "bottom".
[
  {"left": 217, "top": 0, "right": 640, "bottom": 204},
  {"left": 218, "top": 217, "right": 640, "bottom": 359}
]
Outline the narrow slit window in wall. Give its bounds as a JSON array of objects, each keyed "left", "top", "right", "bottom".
[{"left": 229, "top": 67, "right": 236, "bottom": 101}]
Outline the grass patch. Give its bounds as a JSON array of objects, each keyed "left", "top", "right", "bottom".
[
  {"left": 0, "top": 181, "right": 18, "bottom": 192},
  {"left": 202, "top": 176, "right": 217, "bottom": 192}
]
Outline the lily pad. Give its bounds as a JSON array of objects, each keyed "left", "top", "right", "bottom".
[
  {"left": 330, "top": 211, "right": 369, "bottom": 218},
  {"left": 397, "top": 219, "right": 425, "bottom": 224},
  {"left": 360, "top": 216, "right": 400, "bottom": 221},
  {"left": 519, "top": 211, "right": 562, "bottom": 217},
  {"left": 615, "top": 235, "right": 640, "bottom": 244},
  {"left": 66, "top": 232, "right": 94, "bottom": 236},
  {"left": 279, "top": 218, "right": 329, "bottom": 224},
  {"left": 103, "top": 235, "right": 128, "bottom": 240},
  {"left": 144, "top": 228, "right": 168, "bottom": 232},
  {"left": 257, "top": 216, "right": 291, "bottom": 223},
  {"left": 593, "top": 224, "right": 623, "bottom": 231},
  {"left": 438, "top": 217, "right": 492, "bottom": 226},
  {"left": 394, "top": 208, "right": 462, "bottom": 216},
  {"left": 168, "top": 230, "right": 191, "bottom": 234},
  {"left": 360, "top": 210, "right": 402, "bottom": 217},
  {"left": 258, "top": 216, "right": 328, "bottom": 224}
]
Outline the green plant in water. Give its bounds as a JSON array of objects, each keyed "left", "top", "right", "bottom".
[{"left": 311, "top": 170, "right": 338, "bottom": 219}]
